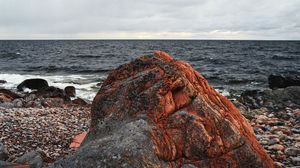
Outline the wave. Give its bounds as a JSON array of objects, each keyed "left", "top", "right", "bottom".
[{"left": 0, "top": 73, "right": 107, "bottom": 100}]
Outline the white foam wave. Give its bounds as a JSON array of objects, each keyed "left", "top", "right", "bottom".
[{"left": 0, "top": 73, "right": 107, "bottom": 101}]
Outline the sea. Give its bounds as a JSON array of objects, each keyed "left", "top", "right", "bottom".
[{"left": 0, "top": 40, "right": 299, "bottom": 100}]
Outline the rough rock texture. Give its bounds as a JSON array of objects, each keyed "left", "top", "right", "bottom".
[
  {"left": 15, "top": 151, "right": 43, "bottom": 168},
  {"left": 50, "top": 51, "right": 274, "bottom": 167},
  {"left": 17, "top": 79, "right": 49, "bottom": 91},
  {"left": 268, "top": 74, "right": 300, "bottom": 89}
]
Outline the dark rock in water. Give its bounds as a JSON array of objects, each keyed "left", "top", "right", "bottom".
[
  {"left": 0, "top": 142, "right": 9, "bottom": 161},
  {"left": 268, "top": 74, "right": 300, "bottom": 89},
  {"left": 72, "top": 98, "right": 88, "bottom": 106},
  {"left": 16, "top": 151, "right": 43, "bottom": 168},
  {"left": 34, "top": 86, "right": 70, "bottom": 101},
  {"left": 0, "top": 80, "right": 6, "bottom": 84},
  {"left": 50, "top": 51, "right": 274, "bottom": 167},
  {"left": 64, "top": 86, "right": 76, "bottom": 97},
  {"left": 239, "top": 86, "right": 300, "bottom": 110},
  {"left": 17, "top": 78, "right": 49, "bottom": 91}
]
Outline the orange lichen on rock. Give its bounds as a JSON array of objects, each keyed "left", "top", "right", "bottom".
[
  {"left": 54, "top": 51, "right": 274, "bottom": 167},
  {"left": 89, "top": 51, "right": 274, "bottom": 167},
  {"left": 69, "top": 131, "right": 88, "bottom": 148}
]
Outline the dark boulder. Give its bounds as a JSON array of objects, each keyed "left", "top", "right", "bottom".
[
  {"left": 0, "top": 80, "right": 6, "bottom": 84},
  {"left": 34, "top": 86, "right": 70, "bottom": 102},
  {"left": 50, "top": 51, "right": 273, "bottom": 168},
  {"left": 17, "top": 79, "right": 49, "bottom": 91},
  {"left": 268, "top": 74, "right": 300, "bottom": 89},
  {"left": 238, "top": 86, "right": 300, "bottom": 110},
  {"left": 64, "top": 86, "right": 76, "bottom": 97}
]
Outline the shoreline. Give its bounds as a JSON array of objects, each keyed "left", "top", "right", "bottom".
[{"left": 1, "top": 74, "right": 300, "bottom": 167}]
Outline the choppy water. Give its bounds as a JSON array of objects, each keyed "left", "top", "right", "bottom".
[{"left": 0, "top": 40, "right": 299, "bottom": 100}]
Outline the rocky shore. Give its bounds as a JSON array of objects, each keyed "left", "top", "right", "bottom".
[
  {"left": 0, "top": 79, "right": 91, "bottom": 167},
  {"left": 0, "top": 52, "right": 299, "bottom": 167}
]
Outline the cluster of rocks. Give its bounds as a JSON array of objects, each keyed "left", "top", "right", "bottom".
[
  {"left": 234, "top": 74, "right": 300, "bottom": 167},
  {"left": 0, "top": 78, "right": 91, "bottom": 167},
  {"left": 0, "top": 78, "right": 89, "bottom": 109},
  {"left": 1, "top": 53, "right": 299, "bottom": 167}
]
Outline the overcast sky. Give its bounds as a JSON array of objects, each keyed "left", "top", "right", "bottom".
[{"left": 0, "top": 0, "right": 299, "bottom": 40}]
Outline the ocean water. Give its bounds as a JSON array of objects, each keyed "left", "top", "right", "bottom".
[{"left": 0, "top": 40, "right": 299, "bottom": 100}]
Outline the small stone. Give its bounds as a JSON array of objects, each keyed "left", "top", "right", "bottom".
[
  {"left": 268, "top": 144, "right": 285, "bottom": 151},
  {"left": 0, "top": 80, "right": 7, "bottom": 84},
  {"left": 291, "top": 128, "right": 300, "bottom": 134},
  {"left": 274, "top": 161, "right": 284, "bottom": 167},
  {"left": 268, "top": 138, "right": 280, "bottom": 145},
  {"left": 285, "top": 147, "right": 300, "bottom": 156},
  {"left": 291, "top": 156, "right": 300, "bottom": 166}
]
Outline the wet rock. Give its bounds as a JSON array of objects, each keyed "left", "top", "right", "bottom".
[
  {"left": 51, "top": 51, "right": 274, "bottom": 167},
  {"left": 64, "top": 86, "right": 76, "bottom": 97},
  {"left": 0, "top": 142, "right": 9, "bottom": 161},
  {"left": 0, "top": 80, "right": 7, "bottom": 84},
  {"left": 15, "top": 151, "right": 43, "bottom": 168},
  {"left": 268, "top": 74, "right": 300, "bottom": 89},
  {"left": 34, "top": 86, "right": 70, "bottom": 101},
  {"left": 238, "top": 86, "right": 300, "bottom": 110},
  {"left": 17, "top": 79, "right": 49, "bottom": 91}
]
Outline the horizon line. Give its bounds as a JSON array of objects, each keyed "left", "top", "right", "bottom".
[{"left": 0, "top": 39, "right": 299, "bottom": 41}]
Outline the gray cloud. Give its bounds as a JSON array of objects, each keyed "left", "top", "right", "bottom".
[{"left": 0, "top": 0, "right": 299, "bottom": 39}]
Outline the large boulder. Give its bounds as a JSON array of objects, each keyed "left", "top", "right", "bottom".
[
  {"left": 17, "top": 78, "right": 49, "bottom": 91},
  {"left": 268, "top": 74, "right": 300, "bottom": 89},
  {"left": 50, "top": 51, "right": 274, "bottom": 167}
]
